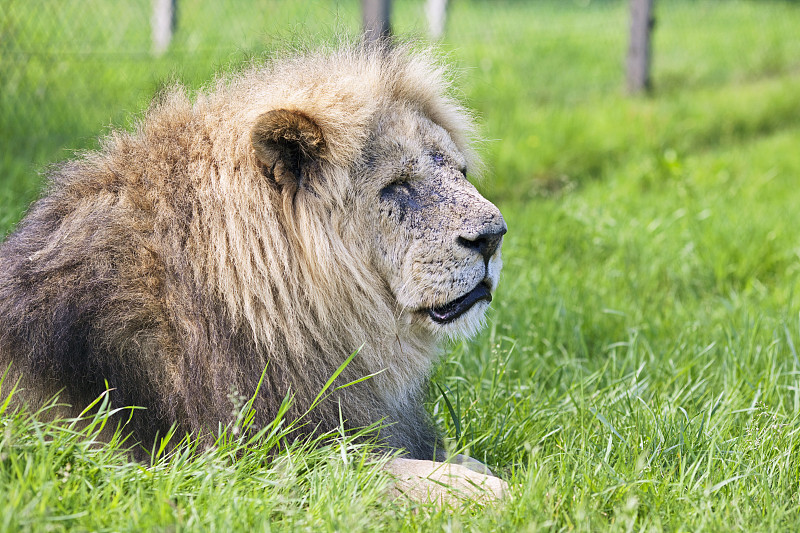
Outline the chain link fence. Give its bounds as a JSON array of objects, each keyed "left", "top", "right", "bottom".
[
  {"left": 2, "top": 1, "right": 800, "bottom": 228},
  {"left": 1, "top": 0, "right": 358, "bottom": 227},
  {"left": 1, "top": 1, "right": 310, "bottom": 159},
  {"left": 2, "top": 1, "right": 149, "bottom": 155}
]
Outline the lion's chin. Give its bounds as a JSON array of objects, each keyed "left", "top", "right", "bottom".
[
  {"left": 427, "top": 281, "right": 492, "bottom": 325},
  {"left": 429, "top": 299, "right": 490, "bottom": 342}
]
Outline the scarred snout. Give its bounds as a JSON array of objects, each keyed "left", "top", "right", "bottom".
[
  {"left": 424, "top": 198, "right": 506, "bottom": 328},
  {"left": 456, "top": 193, "right": 507, "bottom": 268}
]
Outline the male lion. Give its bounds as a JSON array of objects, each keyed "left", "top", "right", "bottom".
[{"left": 0, "top": 43, "right": 506, "bottom": 502}]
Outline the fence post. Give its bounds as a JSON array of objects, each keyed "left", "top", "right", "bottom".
[
  {"left": 363, "top": 0, "right": 391, "bottom": 43},
  {"left": 426, "top": 0, "right": 449, "bottom": 40},
  {"left": 152, "top": 0, "right": 177, "bottom": 55},
  {"left": 626, "top": 0, "right": 655, "bottom": 94}
]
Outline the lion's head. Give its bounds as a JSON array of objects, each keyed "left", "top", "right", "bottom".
[
  {"left": 242, "top": 46, "right": 505, "bottom": 360},
  {"left": 250, "top": 107, "right": 505, "bottom": 344}
]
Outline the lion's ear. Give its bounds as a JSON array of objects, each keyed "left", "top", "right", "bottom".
[{"left": 250, "top": 109, "right": 327, "bottom": 188}]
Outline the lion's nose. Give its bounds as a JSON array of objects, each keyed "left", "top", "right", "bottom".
[{"left": 457, "top": 225, "right": 507, "bottom": 262}]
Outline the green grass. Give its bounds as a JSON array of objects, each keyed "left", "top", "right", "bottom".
[{"left": 3, "top": 0, "right": 800, "bottom": 530}]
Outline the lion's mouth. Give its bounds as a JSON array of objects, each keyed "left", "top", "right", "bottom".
[{"left": 428, "top": 281, "right": 492, "bottom": 324}]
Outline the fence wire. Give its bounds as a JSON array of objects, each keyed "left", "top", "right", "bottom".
[{"left": 2, "top": 0, "right": 799, "bottom": 227}]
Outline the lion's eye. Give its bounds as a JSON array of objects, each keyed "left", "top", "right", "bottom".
[{"left": 380, "top": 179, "right": 412, "bottom": 202}]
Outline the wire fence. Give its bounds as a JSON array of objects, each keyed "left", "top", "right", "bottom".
[
  {"left": 2, "top": 0, "right": 348, "bottom": 227},
  {"left": 1, "top": 0, "right": 294, "bottom": 161},
  {"left": 2, "top": 0, "right": 800, "bottom": 225}
]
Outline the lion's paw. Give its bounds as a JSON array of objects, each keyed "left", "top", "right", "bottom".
[{"left": 384, "top": 457, "right": 507, "bottom": 505}]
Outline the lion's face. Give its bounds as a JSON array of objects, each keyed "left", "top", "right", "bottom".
[
  {"left": 249, "top": 102, "right": 505, "bottom": 342},
  {"left": 363, "top": 108, "right": 506, "bottom": 340}
]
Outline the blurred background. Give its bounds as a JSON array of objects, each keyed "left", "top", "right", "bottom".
[{"left": 3, "top": 0, "right": 799, "bottom": 233}]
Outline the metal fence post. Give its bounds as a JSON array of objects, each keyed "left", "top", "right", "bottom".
[
  {"left": 627, "top": 0, "right": 655, "bottom": 94},
  {"left": 426, "top": 0, "right": 449, "bottom": 40},
  {"left": 363, "top": 0, "right": 391, "bottom": 43},
  {"left": 152, "top": 0, "right": 177, "bottom": 55}
]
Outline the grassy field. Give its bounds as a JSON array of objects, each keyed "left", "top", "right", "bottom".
[{"left": 3, "top": 0, "right": 800, "bottom": 530}]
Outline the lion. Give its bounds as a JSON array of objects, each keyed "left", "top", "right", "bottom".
[{"left": 0, "top": 42, "right": 507, "bottom": 502}]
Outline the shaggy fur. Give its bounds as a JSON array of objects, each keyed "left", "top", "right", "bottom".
[{"left": 0, "top": 42, "right": 506, "bottom": 461}]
